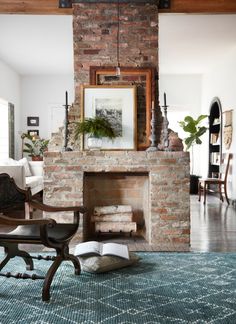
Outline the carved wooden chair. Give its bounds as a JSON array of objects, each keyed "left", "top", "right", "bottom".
[
  {"left": 0, "top": 173, "right": 86, "bottom": 302},
  {"left": 198, "top": 153, "right": 232, "bottom": 204}
]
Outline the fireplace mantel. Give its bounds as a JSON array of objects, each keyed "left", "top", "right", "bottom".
[{"left": 44, "top": 150, "right": 190, "bottom": 251}]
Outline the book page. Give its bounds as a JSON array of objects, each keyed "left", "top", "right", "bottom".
[
  {"left": 102, "top": 243, "right": 129, "bottom": 259},
  {"left": 74, "top": 241, "right": 102, "bottom": 257}
]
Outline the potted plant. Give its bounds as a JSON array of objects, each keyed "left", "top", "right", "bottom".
[
  {"left": 22, "top": 133, "right": 49, "bottom": 161},
  {"left": 178, "top": 115, "right": 208, "bottom": 194},
  {"left": 74, "top": 116, "right": 116, "bottom": 150}
]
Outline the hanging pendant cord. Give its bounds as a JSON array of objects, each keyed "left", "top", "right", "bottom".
[{"left": 117, "top": 0, "right": 120, "bottom": 67}]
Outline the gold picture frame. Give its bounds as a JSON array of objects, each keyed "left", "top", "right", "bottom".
[{"left": 81, "top": 85, "right": 137, "bottom": 150}]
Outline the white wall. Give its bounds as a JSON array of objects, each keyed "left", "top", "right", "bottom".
[
  {"left": 20, "top": 75, "right": 74, "bottom": 140},
  {"left": 201, "top": 48, "right": 236, "bottom": 199},
  {"left": 159, "top": 74, "right": 203, "bottom": 175},
  {"left": 0, "top": 59, "right": 21, "bottom": 159}
]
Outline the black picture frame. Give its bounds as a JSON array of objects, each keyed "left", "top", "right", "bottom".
[
  {"left": 28, "top": 129, "right": 39, "bottom": 136},
  {"left": 27, "top": 116, "right": 39, "bottom": 127}
]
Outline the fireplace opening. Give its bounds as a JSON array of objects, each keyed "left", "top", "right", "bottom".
[{"left": 83, "top": 172, "right": 150, "bottom": 243}]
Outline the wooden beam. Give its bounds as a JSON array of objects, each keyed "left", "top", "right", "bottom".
[
  {"left": 0, "top": 0, "right": 72, "bottom": 15},
  {"left": 161, "top": 0, "right": 236, "bottom": 13},
  {"left": 0, "top": 0, "right": 236, "bottom": 15}
]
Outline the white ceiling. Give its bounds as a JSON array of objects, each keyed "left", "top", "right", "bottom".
[{"left": 0, "top": 13, "right": 236, "bottom": 76}]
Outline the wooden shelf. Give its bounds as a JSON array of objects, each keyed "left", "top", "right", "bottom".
[{"left": 208, "top": 99, "right": 222, "bottom": 178}]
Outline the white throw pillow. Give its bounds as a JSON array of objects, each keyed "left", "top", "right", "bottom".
[
  {"left": 78, "top": 252, "right": 140, "bottom": 273},
  {"left": 18, "top": 158, "right": 32, "bottom": 177}
]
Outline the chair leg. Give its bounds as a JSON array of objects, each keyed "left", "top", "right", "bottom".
[
  {"left": 224, "top": 183, "right": 230, "bottom": 205},
  {"left": 17, "top": 250, "right": 34, "bottom": 270},
  {"left": 0, "top": 253, "right": 11, "bottom": 271},
  {"left": 219, "top": 183, "right": 224, "bottom": 202},
  {"left": 0, "top": 244, "right": 34, "bottom": 271},
  {"left": 67, "top": 254, "right": 81, "bottom": 275},
  {"left": 203, "top": 182, "right": 207, "bottom": 204},
  {"left": 42, "top": 243, "right": 81, "bottom": 302},
  {"left": 42, "top": 255, "right": 62, "bottom": 302},
  {"left": 198, "top": 181, "right": 201, "bottom": 201}
]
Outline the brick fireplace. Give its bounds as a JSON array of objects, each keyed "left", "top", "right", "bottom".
[
  {"left": 43, "top": 151, "right": 190, "bottom": 251},
  {"left": 45, "top": 3, "right": 190, "bottom": 251}
]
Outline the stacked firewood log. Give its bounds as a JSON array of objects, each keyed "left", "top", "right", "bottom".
[{"left": 92, "top": 205, "right": 137, "bottom": 233}]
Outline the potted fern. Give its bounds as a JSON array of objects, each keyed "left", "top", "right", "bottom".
[
  {"left": 178, "top": 114, "right": 208, "bottom": 194},
  {"left": 74, "top": 116, "right": 116, "bottom": 150}
]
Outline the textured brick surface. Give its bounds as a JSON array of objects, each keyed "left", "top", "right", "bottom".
[{"left": 44, "top": 150, "right": 190, "bottom": 251}]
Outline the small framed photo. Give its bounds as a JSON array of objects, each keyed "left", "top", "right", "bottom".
[
  {"left": 28, "top": 130, "right": 39, "bottom": 137},
  {"left": 27, "top": 116, "right": 39, "bottom": 126},
  {"left": 81, "top": 85, "right": 137, "bottom": 150}
]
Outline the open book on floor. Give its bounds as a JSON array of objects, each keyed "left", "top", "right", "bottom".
[{"left": 74, "top": 241, "right": 129, "bottom": 260}]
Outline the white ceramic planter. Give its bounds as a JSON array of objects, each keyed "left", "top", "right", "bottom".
[{"left": 87, "top": 137, "right": 102, "bottom": 150}]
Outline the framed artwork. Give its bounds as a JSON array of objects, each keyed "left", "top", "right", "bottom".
[
  {"left": 27, "top": 116, "right": 39, "bottom": 126},
  {"left": 223, "top": 109, "right": 233, "bottom": 150},
  {"left": 81, "top": 85, "right": 137, "bottom": 150},
  {"left": 90, "top": 66, "right": 156, "bottom": 150},
  {"left": 28, "top": 129, "right": 39, "bottom": 136}
]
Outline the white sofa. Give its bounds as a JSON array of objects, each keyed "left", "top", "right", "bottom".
[{"left": 0, "top": 159, "right": 44, "bottom": 196}]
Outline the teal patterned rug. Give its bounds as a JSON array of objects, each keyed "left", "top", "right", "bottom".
[{"left": 0, "top": 252, "right": 236, "bottom": 323}]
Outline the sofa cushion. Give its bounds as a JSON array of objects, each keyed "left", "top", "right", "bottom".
[{"left": 25, "top": 176, "right": 42, "bottom": 190}]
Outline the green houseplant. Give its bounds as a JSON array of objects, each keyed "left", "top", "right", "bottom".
[
  {"left": 74, "top": 116, "right": 116, "bottom": 149},
  {"left": 178, "top": 114, "right": 208, "bottom": 193},
  {"left": 22, "top": 133, "right": 49, "bottom": 160}
]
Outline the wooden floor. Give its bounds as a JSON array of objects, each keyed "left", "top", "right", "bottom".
[
  {"left": 1, "top": 194, "right": 236, "bottom": 253},
  {"left": 190, "top": 195, "right": 236, "bottom": 252}
]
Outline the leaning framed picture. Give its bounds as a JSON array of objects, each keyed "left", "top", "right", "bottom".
[{"left": 81, "top": 85, "right": 137, "bottom": 150}]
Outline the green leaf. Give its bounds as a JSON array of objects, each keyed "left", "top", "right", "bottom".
[
  {"left": 196, "top": 114, "right": 208, "bottom": 125},
  {"left": 178, "top": 114, "right": 208, "bottom": 151},
  {"left": 74, "top": 116, "right": 117, "bottom": 141}
]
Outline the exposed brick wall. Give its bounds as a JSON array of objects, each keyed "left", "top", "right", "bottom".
[
  {"left": 44, "top": 150, "right": 190, "bottom": 251},
  {"left": 72, "top": 3, "right": 160, "bottom": 148}
]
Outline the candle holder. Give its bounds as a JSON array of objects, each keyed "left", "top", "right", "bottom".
[
  {"left": 146, "top": 103, "right": 158, "bottom": 152},
  {"left": 162, "top": 103, "right": 169, "bottom": 151},
  {"left": 63, "top": 91, "right": 73, "bottom": 152}
]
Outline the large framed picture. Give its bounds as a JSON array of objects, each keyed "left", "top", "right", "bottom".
[{"left": 81, "top": 85, "right": 137, "bottom": 150}]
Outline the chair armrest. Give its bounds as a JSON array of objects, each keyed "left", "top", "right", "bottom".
[
  {"left": 0, "top": 214, "right": 56, "bottom": 226},
  {"left": 30, "top": 200, "right": 87, "bottom": 224},
  {"left": 30, "top": 200, "right": 87, "bottom": 214}
]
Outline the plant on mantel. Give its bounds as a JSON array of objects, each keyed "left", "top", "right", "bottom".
[
  {"left": 74, "top": 116, "right": 117, "bottom": 149},
  {"left": 22, "top": 133, "right": 49, "bottom": 161}
]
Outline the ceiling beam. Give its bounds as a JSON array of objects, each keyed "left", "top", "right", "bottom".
[
  {"left": 0, "top": 0, "right": 72, "bottom": 15},
  {"left": 0, "top": 0, "right": 236, "bottom": 15},
  {"left": 162, "top": 0, "right": 236, "bottom": 13}
]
